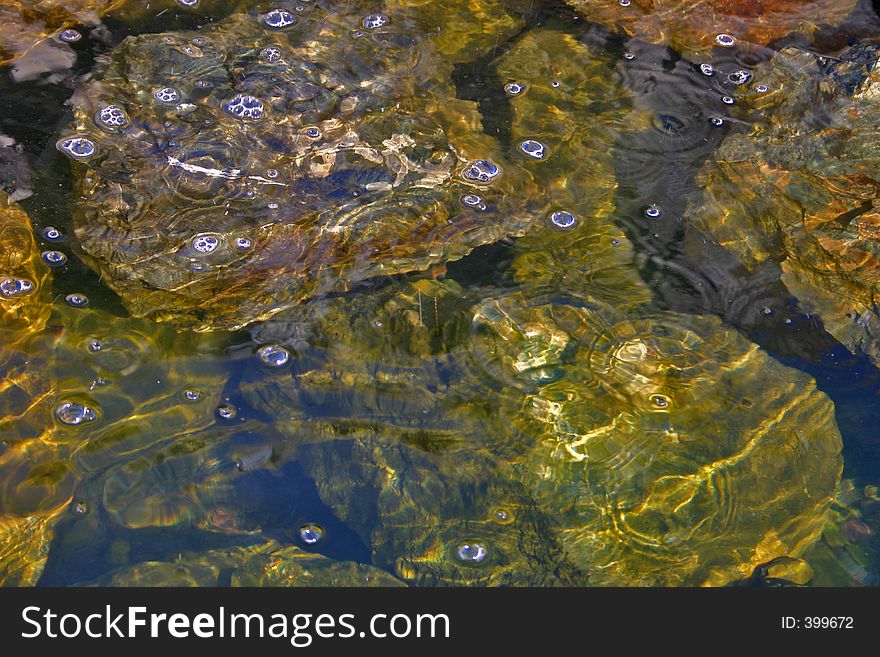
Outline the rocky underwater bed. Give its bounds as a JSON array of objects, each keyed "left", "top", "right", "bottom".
[{"left": 1, "top": 0, "right": 880, "bottom": 587}]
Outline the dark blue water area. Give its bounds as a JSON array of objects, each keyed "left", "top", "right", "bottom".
[{"left": 38, "top": 459, "right": 372, "bottom": 586}]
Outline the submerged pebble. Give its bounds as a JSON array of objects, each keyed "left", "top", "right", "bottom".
[{"left": 222, "top": 94, "right": 266, "bottom": 120}]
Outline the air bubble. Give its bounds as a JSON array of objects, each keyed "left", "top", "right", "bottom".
[
  {"left": 72, "top": 501, "right": 88, "bottom": 515},
  {"left": 95, "top": 105, "right": 130, "bottom": 131},
  {"left": 154, "top": 87, "right": 182, "bottom": 104},
  {"left": 519, "top": 139, "right": 546, "bottom": 159},
  {"left": 56, "top": 136, "right": 97, "bottom": 161},
  {"left": 267, "top": 203, "right": 279, "bottom": 209},
  {"left": 266, "top": 169, "right": 278, "bottom": 178},
  {"left": 504, "top": 82, "right": 525, "bottom": 95},
  {"left": 304, "top": 126, "right": 322, "bottom": 139},
  {"left": 650, "top": 394, "right": 670, "bottom": 408},
  {"left": 0, "top": 277, "right": 34, "bottom": 298},
  {"left": 456, "top": 542, "right": 488, "bottom": 564},
  {"left": 619, "top": 0, "right": 631, "bottom": 5},
  {"left": 235, "top": 236, "right": 252, "bottom": 250},
  {"left": 462, "top": 159, "right": 500, "bottom": 183},
  {"left": 177, "top": 0, "right": 199, "bottom": 6},
  {"left": 755, "top": 84, "right": 769, "bottom": 93},
  {"left": 299, "top": 523, "right": 325, "bottom": 545},
  {"left": 710, "top": 116, "right": 725, "bottom": 126},
  {"left": 700, "top": 63, "right": 714, "bottom": 76},
  {"left": 41, "top": 250, "right": 67, "bottom": 266},
  {"left": 42, "top": 226, "right": 63, "bottom": 242},
  {"left": 66, "top": 293, "right": 89, "bottom": 307},
  {"left": 362, "top": 14, "right": 389, "bottom": 29},
  {"left": 263, "top": 8, "right": 297, "bottom": 29},
  {"left": 715, "top": 34, "right": 736, "bottom": 47},
  {"left": 222, "top": 94, "right": 266, "bottom": 120},
  {"left": 611, "top": 238, "right": 621, "bottom": 247},
  {"left": 550, "top": 210, "right": 578, "bottom": 230},
  {"left": 623, "top": 52, "right": 636, "bottom": 61},
  {"left": 58, "top": 29, "right": 82, "bottom": 43},
  {"left": 721, "top": 96, "right": 735, "bottom": 105},
  {"left": 217, "top": 404, "right": 237, "bottom": 420},
  {"left": 54, "top": 401, "right": 98, "bottom": 425},
  {"left": 551, "top": 81, "right": 560, "bottom": 88},
  {"left": 88, "top": 339, "right": 103, "bottom": 353},
  {"left": 191, "top": 234, "right": 220, "bottom": 254},
  {"left": 258, "top": 344, "right": 290, "bottom": 367},
  {"left": 644, "top": 204, "right": 663, "bottom": 219},
  {"left": 183, "top": 388, "right": 201, "bottom": 401}
]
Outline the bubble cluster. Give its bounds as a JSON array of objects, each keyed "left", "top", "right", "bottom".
[
  {"left": 54, "top": 401, "right": 98, "bottom": 426},
  {"left": 260, "top": 46, "right": 283, "bottom": 63},
  {"left": 222, "top": 94, "right": 266, "bottom": 120},
  {"left": 455, "top": 542, "right": 488, "bottom": 564},
  {"left": 65, "top": 293, "right": 89, "bottom": 308},
  {"left": 362, "top": 14, "right": 389, "bottom": 29},
  {"left": 191, "top": 234, "right": 220, "bottom": 254},
  {"left": 0, "top": 277, "right": 34, "bottom": 298},
  {"left": 95, "top": 105, "right": 130, "bottom": 131},
  {"left": 463, "top": 160, "right": 500, "bottom": 183},
  {"left": 461, "top": 194, "right": 486, "bottom": 210},
  {"left": 715, "top": 34, "right": 736, "bottom": 48},
  {"left": 258, "top": 344, "right": 290, "bottom": 367},
  {"left": 263, "top": 8, "right": 297, "bottom": 29},
  {"left": 56, "top": 136, "right": 97, "bottom": 161},
  {"left": 41, "top": 250, "right": 67, "bottom": 267},
  {"left": 519, "top": 139, "right": 546, "bottom": 159},
  {"left": 299, "top": 523, "right": 326, "bottom": 545},
  {"left": 550, "top": 210, "right": 578, "bottom": 230},
  {"left": 153, "top": 87, "right": 182, "bottom": 104},
  {"left": 504, "top": 82, "right": 525, "bottom": 95},
  {"left": 728, "top": 70, "right": 752, "bottom": 85},
  {"left": 58, "top": 29, "right": 82, "bottom": 43}
]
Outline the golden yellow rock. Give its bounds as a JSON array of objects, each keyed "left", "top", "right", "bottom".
[{"left": 567, "top": 0, "right": 858, "bottom": 57}]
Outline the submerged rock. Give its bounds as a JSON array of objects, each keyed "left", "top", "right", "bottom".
[
  {"left": 493, "top": 28, "right": 648, "bottom": 307},
  {"left": 469, "top": 292, "right": 843, "bottom": 585},
  {"left": 0, "top": 196, "right": 57, "bottom": 586},
  {"left": 566, "top": 0, "right": 859, "bottom": 57},
  {"left": 84, "top": 540, "right": 406, "bottom": 586},
  {"left": 62, "top": 3, "right": 538, "bottom": 330},
  {"left": 686, "top": 45, "right": 880, "bottom": 365}
]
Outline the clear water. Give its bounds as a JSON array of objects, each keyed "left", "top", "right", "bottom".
[{"left": 1, "top": 0, "right": 879, "bottom": 587}]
